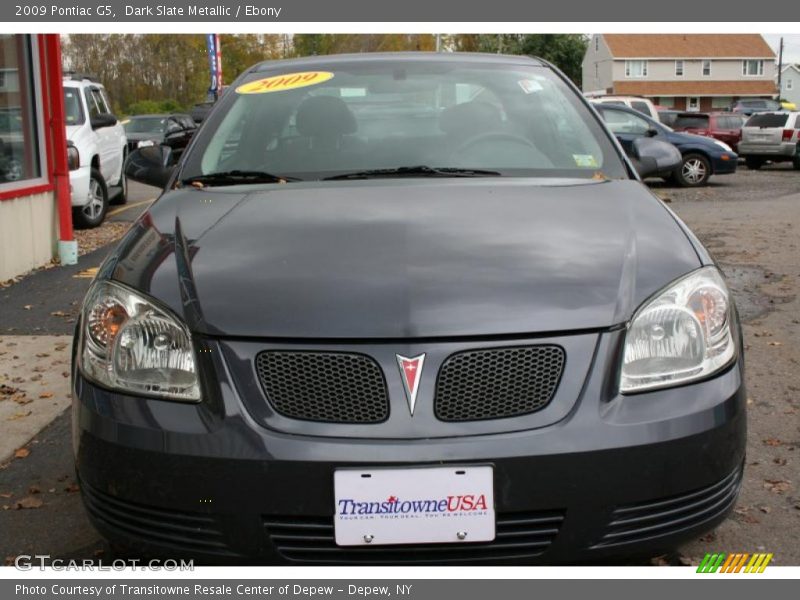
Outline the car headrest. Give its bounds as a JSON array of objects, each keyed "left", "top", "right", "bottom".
[
  {"left": 439, "top": 101, "right": 502, "bottom": 137},
  {"left": 296, "top": 95, "right": 357, "bottom": 138}
]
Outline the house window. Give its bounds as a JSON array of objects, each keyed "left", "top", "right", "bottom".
[
  {"left": 595, "top": 36, "right": 599, "bottom": 52},
  {"left": 0, "top": 35, "right": 42, "bottom": 188},
  {"left": 625, "top": 60, "right": 648, "bottom": 78},
  {"left": 787, "top": 78, "right": 794, "bottom": 91},
  {"left": 675, "top": 60, "right": 684, "bottom": 77},
  {"left": 659, "top": 96, "right": 675, "bottom": 108},
  {"left": 742, "top": 60, "right": 764, "bottom": 76},
  {"left": 702, "top": 60, "right": 712, "bottom": 77},
  {"left": 687, "top": 97, "right": 700, "bottom": 112}
]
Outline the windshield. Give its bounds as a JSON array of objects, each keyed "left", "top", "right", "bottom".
[
  {"left": 63, "top": 87, "right": 84, "bottom": 126},
  {"left": 181, "top": 60, "right": 627, "bottom": 181},
  {"left": 673, "top": 115, "right": 709, "bottom": 129},
  {"left": 745, "top": 114, "right": 789, "bottom": 128},
  {"left": 125, "top": 117, "right": 167, "bottom": 134}
]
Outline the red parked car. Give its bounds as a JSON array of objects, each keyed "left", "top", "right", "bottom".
[{"left": 672, "top": 112, "right": 746, "bottom": 153}]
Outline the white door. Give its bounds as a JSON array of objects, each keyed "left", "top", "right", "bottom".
[
  {"left": 687, "top": 97, "right": 700, "bottom": 112},
  {"left": 84, "top": 87, "right": 120, "bottom": 184}
]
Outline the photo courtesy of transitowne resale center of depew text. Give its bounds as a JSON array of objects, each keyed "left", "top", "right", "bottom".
[{"left": 0, "top": 0, "right": 799, "bottom": 597}]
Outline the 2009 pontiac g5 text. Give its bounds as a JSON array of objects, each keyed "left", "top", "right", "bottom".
[{"left": 72, "top": 53, "right": 745, "bottom": 564}]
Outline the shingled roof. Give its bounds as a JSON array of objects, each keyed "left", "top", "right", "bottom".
[{"left": 603, "top": 34, "right": 776, "bottom": 59}]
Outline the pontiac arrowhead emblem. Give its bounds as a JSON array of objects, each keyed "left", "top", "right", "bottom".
[{"left": 396, "top": 353, "right": 425, "bottom": 416}]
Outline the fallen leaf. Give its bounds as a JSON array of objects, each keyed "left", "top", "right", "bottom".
[
  {"left": 23, "top": 305, "right": 32, "bottom": 310},
  {"left": 763, "top": 479, "right": 791, "bottom": 494},
  {"left": 35, "top": 353, "right": 50, "bottom": 358},
  {"left": 54, "top": 344, "right": 68, "bottom": 352},
  {"left": 650, "top": 555, "right": 670, "bottom": 566},
  {"left": 14, "top": 448, "right": 29, "bottom": 459},
  {"left": 64, "top": 483, "right": 80, "bottom": 493},
  {"left": 0, "top": 493, "right": 11, "bottom": 498},
  {"left": 28, "top": 485, "right": 41, "bottom": 495},
  {"left": 50, "top": 311, "right": 67, "bottom": 317},
  {"left": 38, "top": 392, "right": 54, "bottom": 399},
  {"left": 61, "top": 372, "right": 69, "bottom": 378},
  {"left": 764, "top": 438, "right": 783, "bottom": 446},
  {"left": 768, "top": 341, "right": 782, "bottom": 347},
  {"left": 7, "top": 411, "right": 32, "bottom": 421},
  {"left": 758, "top": 505, "right": 771, "bottom": 514},
  {"left": 13, "top": 396, "right": 32, "bottom": 405},
  {"left": 15, "top": 496, "right": 43, "bottom": 509},
  {"left": 47, "top": 488, "right": 55, "bottom": 493},
  {"left": 773, "top": 457, "right": 788, "bottom": 466}
]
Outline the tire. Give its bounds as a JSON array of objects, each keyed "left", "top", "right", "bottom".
[
  {"left": 110, "top": 149, "right": 128, "bottom": 205},
  {"left": 73, "top": 168, "right": 108, "bottom": 229},
  {"left": 745, "top": 157, "right": 763, "bottom": 170},
  {"left": 675, "top": 153, "right": 711, "bottom": 187}
]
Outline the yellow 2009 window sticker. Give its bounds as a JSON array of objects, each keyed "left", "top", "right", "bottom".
[{"left": 236, "top": 71, "right": 335, "bottom": 94}]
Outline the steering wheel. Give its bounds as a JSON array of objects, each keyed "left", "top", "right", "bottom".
[{"left": 450, "top": 131, "right": 538, "bottom": 160}]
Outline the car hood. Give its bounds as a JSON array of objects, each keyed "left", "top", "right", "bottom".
[
  {"left": 107, "top": 178, "right": 701, "bottom": 339},
  {"left": 667, "top": 130, "right": 723, "bottom": 148}
]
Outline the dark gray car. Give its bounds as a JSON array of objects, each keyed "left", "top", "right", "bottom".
[{"left": 73, "top": 53, "right": 745, "bottom": 564}]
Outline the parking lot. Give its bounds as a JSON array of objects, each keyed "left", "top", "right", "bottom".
[{"left": 0, "top": 166, "right": 798, "bottom": 565}]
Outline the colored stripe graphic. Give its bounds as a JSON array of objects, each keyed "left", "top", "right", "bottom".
[{"left": 696, "top": 552, "right": 771, "bottom": 573}]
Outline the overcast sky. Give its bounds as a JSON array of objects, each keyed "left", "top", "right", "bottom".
[{"left": 763, "top": 34, "right": 800, "bottom": 65}]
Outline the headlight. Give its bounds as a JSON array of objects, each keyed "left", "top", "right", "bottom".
[
  {"left": 137, "top": 139, "right": 156, "bottom": 148},
  {"left": 713, "top": 140, "right": 734, "bottom": 152},
  {"left": 620, "top": 266, "right": 736, "bottom": 393},
  {"left": 79, "top": 280, "right": 200, "bottom": 401}
]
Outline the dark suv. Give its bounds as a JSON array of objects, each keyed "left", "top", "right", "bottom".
[{"left": 729, "top": 99, "right": 782, "bottom": 116}]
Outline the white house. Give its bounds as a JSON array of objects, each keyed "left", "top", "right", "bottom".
[
  {"left": 780, "top": 64, "right": 800, "bottom": 106},
  {"left": 582, "top": 34, "right": 777, "bottom": 112}
]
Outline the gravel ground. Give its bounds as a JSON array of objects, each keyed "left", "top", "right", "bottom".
[{"left": 659, "top": 163, "right": 800, "bottom": 565}]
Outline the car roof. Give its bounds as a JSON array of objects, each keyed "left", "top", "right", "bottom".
[{"left": 250, "top": 51, "right": 547, "bottom": 73}]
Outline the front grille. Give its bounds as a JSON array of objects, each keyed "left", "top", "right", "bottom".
[
  {"left": 255, "top": 351, "right": 390, "bottom": 423},
  {"left": 264, "top": 510, "right": 564, "bottom": 564},
  {"left": 593, "top": 466, "right": 743, "bottom": 548},
  {"left": 434, "top": 346, "right": 565, "bottom": 422},
  {"left": 80, "top": 481, "right": 234, "bottom": 555}
]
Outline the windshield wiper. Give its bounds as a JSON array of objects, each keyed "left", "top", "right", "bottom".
[
  {"left": 181, "top": 170, "right": 301, "bottom": 187},
  {"left": 323, "top": 165, "right": 502, "bottom": 181}
]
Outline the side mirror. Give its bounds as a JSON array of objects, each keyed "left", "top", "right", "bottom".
[
  {"left": 125, "top": 145, "right": 175, "bottom": 188},
  {"left": 90, "top": 113, "right": 118, "bottom": 130},
  {"left": 645, "top": 128, "right": 659, "bottom": 138},
  {"left": 630, "top": 137, "right": 682, "bottom": 179}
]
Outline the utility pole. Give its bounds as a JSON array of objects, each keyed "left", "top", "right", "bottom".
[{"left": 777, "top": 37, "right": 784, "bottom": 100}]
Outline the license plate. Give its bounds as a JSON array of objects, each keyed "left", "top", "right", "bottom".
[{"left": 334, "top": 466, "right": 495, "bottom": 546}]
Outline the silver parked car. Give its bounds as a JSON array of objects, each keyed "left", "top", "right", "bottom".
[{"left": 738, "top": 111, "right": 800, "bottom": 170}]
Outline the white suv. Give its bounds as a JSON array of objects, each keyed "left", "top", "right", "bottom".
[
  {"left": 63, "top": 75, "right": 127, "bottom": 228},
  {"left": 738, "top": 111, "right": 800, "bottom": 170}
]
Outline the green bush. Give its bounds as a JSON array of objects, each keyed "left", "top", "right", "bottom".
[{"left": 124, "top": 99, "right": 184, "bottom": 116}]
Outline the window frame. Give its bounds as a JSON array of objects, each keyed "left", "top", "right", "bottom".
[
  {"left": 742, "top": 60, "right": 764, "bottom": 77},
  {"left": 625, "top": 60, "right": 648, "bottom": 78},
  {"left": 0, "top": 35, "right": 50, "bottom": 199},
  {"left": 674, "top": 60, "right": 684, "bottom": 77},
  {"left": 702, "top": 59, "right": 712, "bottom": 77}
]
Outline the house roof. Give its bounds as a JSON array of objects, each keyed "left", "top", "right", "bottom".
[
  {"left": 781, "top": 64, "right": 800, "bottom": 73},
  {"left": 603, "top": 34, "right": 776, "bottom": 58},
  {"left": 614, "top": 80, "right": 777, "bottom": 97}
]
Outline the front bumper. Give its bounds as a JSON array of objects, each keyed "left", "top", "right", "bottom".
[
  {"left": 710, "top": 153, "right": 738, "bottom": 175},
  {"left": 69, "top": 165, "right": 91, "bottom": 208},
  {"left": 72, "top": 331, "right": 746, "bottom": 564}
]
